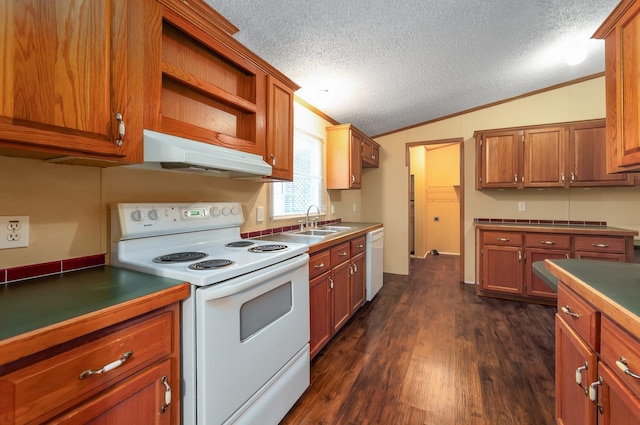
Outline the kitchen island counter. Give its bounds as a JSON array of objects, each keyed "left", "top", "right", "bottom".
[
  {"left": 545, "top": 258, "right": 640, "bottom": 336},
  {"left": 0, "top": 266, "right": 189, "bottom": 365}
]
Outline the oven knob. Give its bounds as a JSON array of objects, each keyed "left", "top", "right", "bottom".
[
  {"left": 131, "top": 210, "right": 143, "bottom": 222},
  {"left": 148, "top": 209, "right": 160, "bottom": 221},
  {"left": 222, "top": 207, "right": 231, "bottom": 216},
  {"left": 210, "top": 207, "right": 221, "bottom": 217},
  {"left": 231, "top": 206, "right": 240, "bottom": 215}
]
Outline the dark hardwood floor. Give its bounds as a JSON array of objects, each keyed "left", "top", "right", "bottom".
[{"left": 281, "top": 255, "right": 556, "bottom": 425}]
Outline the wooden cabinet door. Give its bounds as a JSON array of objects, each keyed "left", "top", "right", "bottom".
[
  {"left": 0, "top": 0, "right": 143, "bottom": 162},
  {"left": 524, "top": 248, "right": 566, "bottom": 299},
  {"left": 597, "top": 362, "right": 640, "bottom": 425},
  {"left": 556, "top": 317, "right": 598, "bottom": 425},
  {"left": 350, "top": 132, "right": 363, "bottom": 188},
  {"left": 309, "top": 273, "right": 332, "bottom": 359},
  {"left": 569, "top": 121, "right": 633, "bottom": 186},
  {"left": 481, "top": 245, "right": 523, "bottom": 294},
  {"left": 523, "top": 126, "right": 566, "bottom": 187},
  {"left": 476, "top": 130, "right": 522, "bottom": 188},
  {"left": 51, "top": 360, "right": 173, "bottom": 425},
  {"left": 331, "top": 261, "right": 351, "bottom": 333},
  {"left": 265, "top": 75, "right": 295, "bottom": 181},
  {"left": 349, "top": 253, "right": 366, "bottom": 313}
]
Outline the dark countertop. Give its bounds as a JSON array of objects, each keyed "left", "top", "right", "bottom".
[
  {"left": 545, "top": 259, "right": 640, "bottom": 336},
  {"left": 532, "top": 261, "right": 558, "bottom": 292},
  {"left": 257, "top": 222, "right": 383, "bottom": 254},
  {"left": 474, "top": 222, "right": 638, "bottom": 236},
  {"left": 0, "top": 266, "right": 189, "bottom": 365}
]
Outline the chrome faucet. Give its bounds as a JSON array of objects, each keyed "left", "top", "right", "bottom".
[{"left": 305, "top": 205, "right": 320, "bottom": 229}]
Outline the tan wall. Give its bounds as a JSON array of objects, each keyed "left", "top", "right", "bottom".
[
  {"left": 0, "top": 101, "right": 341, "bottom": 269},
  {"left": 370, "top": 76, "right": 640, "bottom": 279}
]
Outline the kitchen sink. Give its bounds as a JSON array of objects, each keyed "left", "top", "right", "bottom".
[
  {"left": 294, "top": 229, "right": 337, "bottom": 236},
  {"left": 319, "top": 225, "right": 352, "bottom": 232}
]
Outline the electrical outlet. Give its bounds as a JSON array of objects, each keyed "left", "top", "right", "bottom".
[
  {"left": 518, "top": 201, "right": 526, "bottom": 212},
  {"left": 0, "top": 216, "right": 29, "bottom": 249},
  {"left": 256, "top": 206, "right": 264, "bottom": 222}
]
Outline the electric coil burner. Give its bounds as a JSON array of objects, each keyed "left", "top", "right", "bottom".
[
  {"left": 110, "top": 202, "right": 311, "bottom": 425},
  {"left": 153, "top": 251, "right": 208, "bottom": 263},
  {"left": 225, "top": 241, "right": 255, "bottom": 248},
  {"left": 249, "top": 244, "right": 288, "bottom": 253},
  {"left": 189, "top": 259, "right": 234, "bottom": 270}
]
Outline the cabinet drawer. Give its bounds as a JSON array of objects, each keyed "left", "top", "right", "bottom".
[
  {"left": 601, "top": 316, "right": 640, "bottom": 400},
  {"left": 0, "top": 310, "right": 173, "bottom": 425},
  {"left": 331, "top": 242, "right": 351, "bottom": 266},
  {"left": 524, "top": 233, "right": 571, "bottom": 249},
  {"left": 574, "top": 236, "right": 625, "bottom": 253},
  {"left": 557, "top": 283, "right": 599, "bottom": 350},
  {"left": 309, "top": 251, "right": 331, "bottom": 279},
  {"left": 350, "top": 236, "right": 366, "bottom": 256},
  {"left": 482, "top": 231, "right": 522, "bottom": 247}
]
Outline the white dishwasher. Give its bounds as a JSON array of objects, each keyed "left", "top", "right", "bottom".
[{"left": 366, "top": 227, "right": 384, "bottom": 301}]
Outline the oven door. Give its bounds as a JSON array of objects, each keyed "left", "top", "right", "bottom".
[{"left": 195, "top": 253, "right": 310, "bottom": 425}]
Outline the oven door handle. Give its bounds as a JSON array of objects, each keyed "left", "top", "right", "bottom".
[{"left": 201, "top": 254, "right": 309, "bottom": 301}]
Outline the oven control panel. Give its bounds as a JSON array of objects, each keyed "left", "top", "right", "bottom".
[{"left": 113, "top": 202, "right": 244, "bottom": 239}]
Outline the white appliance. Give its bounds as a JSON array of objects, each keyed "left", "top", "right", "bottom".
[
  {"left": 110, "top": 202, "right": 310, "bottom": 425},
  {"left": 366, "top": 227, "right": 384, "bottom": 301}
]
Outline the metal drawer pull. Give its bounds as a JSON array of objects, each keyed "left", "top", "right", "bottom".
[
  {"left": 161, "top": 376, "right": 172, "bottom": 413},
  {"left": 115, "top": 113, "right": 125, "bottom": 146},
  {"left": 270, "top": 153, "right": 276, "bottom": 166},
  {"left": 314, "top": 262, "right": 325, "bottom": 269},
  {"left": 591, "top": 243, "right": 609, "bottom": 248},
  {"left": 496, "top": 237, "right": 510, "bottom": 242},
  {"left": 352, "top": 262, "right": 358, "bottom": 273},
  {"left": 79, "top": 350, "right": 133, "bottom": 380},
  {"left": 561, "top": 305, "right": 580, "bottom": 319},
  {"left": 338, "top": 252, "right": 348, "bottom": 257},
  {"left": 616, "top": 357, "right": 640, "bottom": 379},
  {"left": 541, "top": 240, "right": 556, "bottom": 245},
  {"left": 349, "top": 263, "right": 354, "bottom": 275},
  {"left": 357, "top": 244, "right": 364, "bottom": 248},
  {"left": 589, "top": 378, "right": 604, "bottom": 413}
]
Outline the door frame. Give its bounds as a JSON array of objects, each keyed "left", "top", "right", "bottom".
[{"left": 406, "top": 138, "right": 464, "bottom": 283}]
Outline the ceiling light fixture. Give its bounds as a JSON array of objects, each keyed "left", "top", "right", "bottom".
[{"left": 564, "top": 40, "right": 588, "bottom": 66}]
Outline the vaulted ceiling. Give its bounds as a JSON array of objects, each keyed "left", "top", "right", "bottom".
[{"left": 207, "top": 0, "right": 619, "bottom": 137}]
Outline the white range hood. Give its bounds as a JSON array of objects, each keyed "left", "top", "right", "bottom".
[{"left": 137, "top": 129, "right": 272, "bottom": 178}]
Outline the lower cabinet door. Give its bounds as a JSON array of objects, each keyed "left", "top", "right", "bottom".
[
  {"left": 51, "top": 359, "right": 173, "bottom": 425},
  {"left": 309, "top": 273, "right": 332, "bottom": 359},
  {"left": 332, "top": 261, "right": 351, "bottom": 333},
  {"left": 556, "top": 316, "right": 597, "bottom": 425},
  {"left": 481, "top": 245, "right": 523, "bottom": 294},
  {"left": 598, "top": 362, "right": 640, "bottom": 425},
  {"left": 350, "top": 253, "right": 365, "bottom": 313}
]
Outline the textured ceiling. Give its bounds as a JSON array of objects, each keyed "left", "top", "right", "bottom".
[{"left": 207, "top": 0, "right": 619, "bottom": 137}]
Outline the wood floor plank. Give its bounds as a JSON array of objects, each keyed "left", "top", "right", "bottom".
[{"left": 281, "top": 256, "right": 556, "bottom": 425}]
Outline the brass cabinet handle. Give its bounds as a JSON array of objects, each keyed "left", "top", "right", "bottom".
[{"left": 79, "top": 350, "right": 133, "bottom": 380}]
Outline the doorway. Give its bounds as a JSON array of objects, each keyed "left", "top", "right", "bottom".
[{"left": 407, "top": 138, "right": 464, "bottom": 282}]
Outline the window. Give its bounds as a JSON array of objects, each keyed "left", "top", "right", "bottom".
[{"left": 271, "top": 129, "right": 325, "bottom": 219}]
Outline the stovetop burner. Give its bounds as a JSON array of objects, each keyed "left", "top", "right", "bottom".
[
  {"left": 153, "top": 252, "right": 208, "bottom": 263},
  {"left": 249, "top": 244, "right": 288, "bottom": 253},
  {"left": 188, "top": 259, "right": 234, "bottom": 270},
  {"left": 225, "top": 241, "right": 256, "bottom": 248}
]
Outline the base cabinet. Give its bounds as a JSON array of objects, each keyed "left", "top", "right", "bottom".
[
  {"left": 308, "top": 235, "right": 367, "bottom": 359},
  {"left": 476, "top": 226, "right": 637, "bottom": 303},
  {"left": 0, "top": 304, "right": 181, "bottom": 425}
]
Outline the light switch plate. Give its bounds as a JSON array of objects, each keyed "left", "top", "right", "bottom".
[{"left": 518, "top": 201, "right": 526, "bottom": 212}]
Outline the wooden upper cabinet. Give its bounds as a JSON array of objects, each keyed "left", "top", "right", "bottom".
[
  {"left": 476, "top": 119, "right": 635, "bottom": 189},
  {"left": 523, "top": 126, "right": 567, "bottom": 187},
  {"left": 326, "top": 124, "right": 364, "bottom": 189},
  {"left": 143, "top": 0, "right": 298, "bottom": 168},
  {"left": 362, "top": 138, "right": 380, "bottom": 168},
  {"left": 594, "top": 0, "right": 640, "bottom": 173},
  {"left": 265, "top": 75, "right": 295, "bottom": 181},
  {"left": 475, "top": 129, "right": 522, "bottom": 188},
  {"left": 569, "top": 120, "right": 634, "bottom": 186},
  {"left": 0, "top": 0, "right": 144, "bottom": 164}
]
